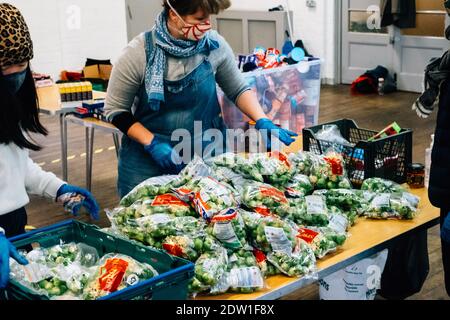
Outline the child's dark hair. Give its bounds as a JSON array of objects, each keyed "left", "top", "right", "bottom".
[{"left": 0, "top": 65, "right": 48, "bottom": 151}]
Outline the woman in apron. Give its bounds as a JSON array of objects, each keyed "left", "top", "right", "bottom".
[{"left": 105, "top": 0, "right": 298, "bottom": 198}]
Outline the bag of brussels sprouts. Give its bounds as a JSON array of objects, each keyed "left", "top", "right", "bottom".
[
  {"left": 210, "top": 249, "right": 265, "bottom": 294},
  {"left": 240, "top": 210, "right": 297, "bottom": 254},
  {"left": 285, "top": 174, "right": 314, "bottom": 198},
  {"left": 189, "top": 247, "right": 229, "bottom": 295},
  {"left": 364, "top": 192, "right": 419, "bottom": 220},
  {"left": 297, "top": 226, "right": 347, "bottom": 259},
  {"left": 241, "top": 181, "right": 290, "bottom": 217},
  {"left": 181, "top": 154, "right": 214, "bottom": 179},
  {"left": 209, "top": 152, "right": 264, "bottom": 183},
  {"left": 288, "top": 151, "right": 315, "bottom": 176},
  {"left": 208, "top": 209, "right": 249, "bottom": 250},
  {"left": 361, "top": 177, "right": 405, "bottom": 194},
  {"left": 83, "top": 254, "right": 158, "bottom": 300},
  {"left": 120, "top": 175, "right": 187, "bottom": 207},
  {"left": 267, "top": 240, "right": 316, "bottom": 277},
  {"left": 287, "top": 195, "right": 330, "bottom": 227},
  {"left": 252, "top": 248, "right": 282, "bottom": 278},
  {"left": 249, "top": 151, "right": 293, "bottom": 187},
  {"left": 173, "top": 177, "right": 238, "bottom": 221},
  {"left": 313, "top": 189, "right": 364, "bottom": 225},
  {"left": 309, "top": 152, "right": 352, "bottom": 190}
]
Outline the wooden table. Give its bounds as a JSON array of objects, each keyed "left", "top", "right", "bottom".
[
  {"left": 38, "top": 88, "right": 107, "bottom": 182},
  {"left": 64, "top": 115, "right": 121, "bottom": 191},
  {"left": 197, "top": 187, "right": 439, "bottom": 300}
]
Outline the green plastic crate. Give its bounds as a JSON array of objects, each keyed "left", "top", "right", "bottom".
[{"left": 6, "top": 220, "right": 194, "bottom": 300}]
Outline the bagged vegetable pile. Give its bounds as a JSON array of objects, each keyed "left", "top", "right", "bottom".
[
  {"left": 309, "top": 152, "right": 352, "bottom": 190},
  {"left": 9, "top": 243, "right": 158, "bottom": 300},
  {"left": 249, "top": 151, "right": 293, "bottom": 186},
  {"left": 210, "top": 153, "right": 264, "bottom": 182},
  {"left": 364, "top": 192, "right": 420, "bottom": 220}
]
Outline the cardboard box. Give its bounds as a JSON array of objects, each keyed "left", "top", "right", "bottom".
[{"left": 83, "top": 64, "right": 112, "bottom": 81}]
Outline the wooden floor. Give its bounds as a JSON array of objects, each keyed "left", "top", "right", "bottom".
[{"left": 26, "top": 84, "right": 448, "bottom": 300}]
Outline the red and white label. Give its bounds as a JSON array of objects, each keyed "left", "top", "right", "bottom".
[
  {"left": 259, "top": 186, "right": 288, "bottom": 203},
  {"left": 98, "top": 258, "right": 129, "bottom": 292},
  {"left": 151, "top": 194, "right": 189, "bottom": 207},
  {"left": 297, "top": 228, "right": 319, "bottom": 244}
]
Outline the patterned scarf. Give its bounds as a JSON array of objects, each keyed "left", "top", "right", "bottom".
[{"left": 145, "top": 10, "right": 219, "bottom": 111}]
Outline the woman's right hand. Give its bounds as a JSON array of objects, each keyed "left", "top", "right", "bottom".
[
  {"left": 144, "top": 136, "right": 185, "bottom": 174},
  {"left": 0, "top": 232, "right": 28, "bottom": 289}
]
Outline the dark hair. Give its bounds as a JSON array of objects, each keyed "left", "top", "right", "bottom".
[
  {"left": 0, "top": 65, "right": 48, "bottom": 151},
  {"left": 163, "top": 0, "right": 231, "bottom": 16}
]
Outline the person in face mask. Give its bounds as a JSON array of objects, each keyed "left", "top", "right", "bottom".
[
  {"left": 105, "top": 0, "right": 298, "bottom": 198},
  {"left": 0, "top": 3, "right": 100, "bottom": 289}
]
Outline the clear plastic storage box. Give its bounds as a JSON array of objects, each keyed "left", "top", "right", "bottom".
[{"left": 219, "top": 58, "right": 322, "bottom": 134}]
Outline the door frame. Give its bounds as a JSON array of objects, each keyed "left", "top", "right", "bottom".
[{"left": 335, "top": 0, "right": 343, "bottom": 84}]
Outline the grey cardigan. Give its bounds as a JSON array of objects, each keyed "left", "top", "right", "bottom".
[{"left": 105, "top": 30, "right": 249, "bottom": 121}]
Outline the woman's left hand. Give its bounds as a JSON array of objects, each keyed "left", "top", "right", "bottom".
[{"left": 56, "top": 184, "right": 100, "bottom": 220}]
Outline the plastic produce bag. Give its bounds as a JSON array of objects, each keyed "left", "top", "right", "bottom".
[
  {"left": 309, "top": 152, "right": 352, "bottom": 190},
  {"left": 319, "top": 249, "right": 388, "bottom": 300},
  {"left": 315, "top": 124, "right": 353, "bottom": 147},
  {"left": 297, "top": 226, "right": 347, "bottom": 259},
  {"left": 208, "top": 209, "right": 249, "bottom": 250},
  {"left": 210, "top": 153, "right": 264, "bottom": 183},
  {"left": 117, "top": 194, "right": 195, "bottom": 219},
  {"left": 241, "top": 181, "right": 290, "bottom": 216},
  {"left": 210, "top": 249, "right": 265, "bottom": 295},
  {"left": 288, "top": 151, "right": 315, "bottom": 176},
  {"left": 189, "top": 247, "right": 229, "bottom": 294},
  {"left": 287, "top": 195, "right": 330, "bottom": 227},
  {"left": 361, "top": 177, "right": 405, "bottom": 194},
  {"left": 249, "top": 151, "right": 293, "bottom": 186},
  {"left": 266, "top": 240, "right": 317, "bottom": 277},
  {"left": 285, "top": 174, "right": 314, "bottom": 198},
  {"left": 364, "top": 192, "right": 420, "bottom": 220},
  {"left": 120, "top": 175, "right": 186, "bottom": 207},
  {"left": 173, "top": 177, "right": 238, "bottom": 221},
  {"left": 252, "top": 248, "right": 282, "bottom": 277},
  {"left": 83, "top": 254, "right": 158, "bottom": 300},
  {"left": 181, "top": 154, "right": 214, "bottom": 179},
  {"left": 314, "top": 189, "right": 365, "bottom": 225},
  {"left": 241, "top": 210, "right": 297, "bottom": 254},
  {"left": 162, "top": 232, "right": 222, "bottom": 262}
]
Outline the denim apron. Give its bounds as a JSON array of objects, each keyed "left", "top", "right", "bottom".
[{"left": 118, "top": 31, "right": 227, "bottom": 197}]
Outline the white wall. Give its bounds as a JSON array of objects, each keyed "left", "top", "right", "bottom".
[
  {"left": 229, "top": 0, "right": 336, "bottom": 83},
  {"left": 7, "top": 0, "right": 128, "bottom": 80},
  {"left": 6, "top": 0, "right": 336, "bottom": 82}
]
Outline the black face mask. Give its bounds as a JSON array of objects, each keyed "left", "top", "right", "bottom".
[
  {"left": 446, "top": 0, "right": 450, "bottom": 40},
  {"left": 2, "top": 69, "right": 27, "bottom": 95}
]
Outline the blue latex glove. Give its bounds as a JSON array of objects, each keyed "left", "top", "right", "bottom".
[
  {"left": 255, "top": 118, "right": 298, "bottom": 150},
  {"left": 442, "top": 212, "right": 450, "bottom": 244},
  {"left": 0, "top": 233, "right": 28, "bottom": 289},
  {"left": 56, "top": 184, "right": 100, "bottom": 220},
  {"left": 144, "top": 136, "right": 185, "bottom": 174}
]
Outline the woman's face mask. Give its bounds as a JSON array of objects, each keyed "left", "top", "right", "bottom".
[
  {"left": 167, "top": 0, "right": 211, "bottom": 41},
  {"left": 2, "top": 69, "right": 27, "bottom": 95}
]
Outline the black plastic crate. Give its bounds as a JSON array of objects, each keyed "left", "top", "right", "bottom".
[{"left": 303, "top": 119, "right": 413, "bottom": 187}]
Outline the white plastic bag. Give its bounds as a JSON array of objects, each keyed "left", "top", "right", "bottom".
[{"left": 319, "top": 249, "right": 388, "bottom": 300}]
